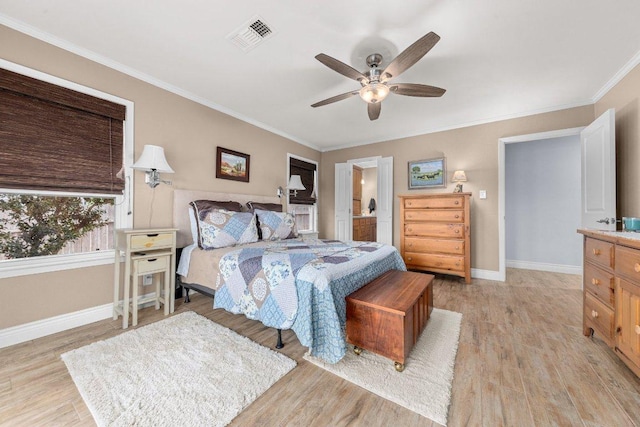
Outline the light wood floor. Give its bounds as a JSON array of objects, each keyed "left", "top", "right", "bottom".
[{"left": 1, "top": 269, "right": 640, "bottom": 426}]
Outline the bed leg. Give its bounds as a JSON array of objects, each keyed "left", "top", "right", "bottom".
[
  {"left": 184, "top": 287, "right": 190, "bottom": 303},
  {"left": 276, "top": 329, "right": 284, "bottom": 349}
]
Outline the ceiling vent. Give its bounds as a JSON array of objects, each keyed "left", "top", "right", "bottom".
[{"left": 227, "top": 16, "right": 276, "bottom": 52}]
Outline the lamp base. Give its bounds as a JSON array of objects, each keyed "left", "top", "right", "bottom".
[{"left": 453, "top": 183, "right": 463, "bottom": 193}]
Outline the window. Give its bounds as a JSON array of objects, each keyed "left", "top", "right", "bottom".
[
  {"left": 0, "top": 61, "right": 133, "bottom": 278},
  {"left": 0, "top": 193, "right": 115, "bottom": 261},
  {"left": 287, "top": 155, "right": 318, "bottom": 233}
]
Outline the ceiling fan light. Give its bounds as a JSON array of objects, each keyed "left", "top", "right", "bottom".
[{"left": 359, "top": 83, "right": 390, "bottom": 104}]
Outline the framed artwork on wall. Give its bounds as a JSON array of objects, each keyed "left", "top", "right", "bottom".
[
  {"left": 408, "top": 157, "right": 446, "bottom": 189},
  {"left": 216, "top": 147, "right": 250, "bottom": 182}
]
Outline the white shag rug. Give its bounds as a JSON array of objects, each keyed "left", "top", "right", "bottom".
[
  {"left": 61, "top": 311, "right": 296, "bottom": 427},
  {"left": 304, "top": 308, "right": 462, "bottom": 426}
]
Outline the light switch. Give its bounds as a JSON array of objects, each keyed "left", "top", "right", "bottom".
[{"left": 479, "top": 190, "right": 487, "bottom": 200}]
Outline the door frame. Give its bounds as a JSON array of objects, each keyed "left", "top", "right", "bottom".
[{"left": 497, "top": 126, "right": 585, "bottom": 282}]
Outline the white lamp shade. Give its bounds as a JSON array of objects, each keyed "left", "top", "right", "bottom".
[
  {"left": 452, "top": 170, "right": 467, "bottom": 182},
  {"left": 132, "top": 145, "right": 174, "bottom": 173},
  {"left": 287, "top": 175, "right": 305, "bottom": 191}
]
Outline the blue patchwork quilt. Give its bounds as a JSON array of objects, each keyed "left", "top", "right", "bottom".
[{"left": 212, "top": 238, "right": 406, "bottom": 363}]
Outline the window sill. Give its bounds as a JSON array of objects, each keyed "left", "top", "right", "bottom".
[{"left": 0, "top": 250, "right": 115, "bottom": 279}]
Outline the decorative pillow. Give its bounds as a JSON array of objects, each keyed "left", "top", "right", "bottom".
[
  {"left": 255, "top": 209, "right": 297, "bottom": 241},
  {"left": 246, "top": 202, "right": 283, "bottom": 213},
  {"left": 196, "top": 210, "right": 258, "bottom": 249},
  {"left": 190, "top": 200, "right": 244, "bottom": 247},
  {"left": 246, "top": 202, "right": 283, "bottom": 240}
]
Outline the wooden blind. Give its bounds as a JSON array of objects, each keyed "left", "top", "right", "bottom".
[
  {"left": 0, "top": 68, "right": 126, "bottom": 194},
  {"left": 289, "top": 157, "right": 317, "bottom": 205}
]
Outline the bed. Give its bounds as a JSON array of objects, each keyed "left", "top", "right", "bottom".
[{"left": 173, "top": 190, "right": 406, "bottom": 363}]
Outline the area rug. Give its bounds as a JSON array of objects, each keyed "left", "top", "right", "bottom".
[
  {"left": 304, "top": 308, "right": 462, "bottom": 426},
  {"left": 61, "top": 311, "right": 296, "bottom": 427}
]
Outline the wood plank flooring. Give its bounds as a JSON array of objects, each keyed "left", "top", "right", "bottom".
[{"left": 1, "top": 268, "right": 639, "bottom": 426}]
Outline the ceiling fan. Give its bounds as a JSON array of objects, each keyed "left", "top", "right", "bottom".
[{"left": 311, "top": 32, "right": 446, "bottom": 121}]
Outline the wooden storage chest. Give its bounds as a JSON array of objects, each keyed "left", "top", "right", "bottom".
[{"left": 346, "top": 270, "right": 434, "bottom": 371}]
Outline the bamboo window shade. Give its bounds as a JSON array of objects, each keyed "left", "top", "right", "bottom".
[
  {"left": 0, "top": 68, "right": 126, "bottom": 195},
  {"left": 289, "top": 157, "right": 316, "bottom": 205}
]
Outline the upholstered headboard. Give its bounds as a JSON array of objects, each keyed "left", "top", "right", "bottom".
[{"left": 172, "top": 189, "right": 281, "bottom": 248}]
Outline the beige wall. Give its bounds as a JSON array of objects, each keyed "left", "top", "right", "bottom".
[
  {"left": 0, "top": 25, "right": 319, "bottom": 329},
  {"left": 595, "top": 65, "right": 640, "bottom": 218},
  {"left": 319, "top": 106, "right": 595, "bottom": 272}
]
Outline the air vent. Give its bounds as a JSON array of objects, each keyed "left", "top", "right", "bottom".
[{"left": 227, "top": 16, "right": 276, "bottom": 52}]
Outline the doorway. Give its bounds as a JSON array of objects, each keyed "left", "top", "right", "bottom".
[
  {"left": 335, "top": 156, "right": 393, "bottom": 245},
  {"left": 498, "top": 127, "right": 584, "bottom": 281},
  {"left": 505, "top": 135, "right": 582, "bottom": 275}
]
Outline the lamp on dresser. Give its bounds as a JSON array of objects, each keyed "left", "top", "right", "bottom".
[{"left": 452, "top": 170, "right": 467, "bottom": 193}]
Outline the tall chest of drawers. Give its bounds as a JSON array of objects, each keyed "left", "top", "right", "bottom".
[
  {"left": 579, "top": 230, "right": 640, "bottom": 378},
  {"left": 399, "top": 193, "right": 471, "bottom": 283}
]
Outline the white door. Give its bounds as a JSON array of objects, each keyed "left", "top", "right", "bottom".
[
  {"left": 581, "top": 108, "right": 616, "bottom": 230},
  {"left": 335, "top": 163, "right": 352, "bottom": 240},
  {"left": 376, "top": 156, "right": 393, "bottom": 245}
]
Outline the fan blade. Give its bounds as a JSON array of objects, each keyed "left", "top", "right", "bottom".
[
  {"left": 315, "top": 54, "right": 369, "bottom": 83},
  {"left": 311, "top": 91, "right": 359, "bottom": 108},
  {"left": 382, "top": 32, "right": 440, "bottom": 80},
  {"left": 390, "top": 83, "right": 446, "bottom": 97},
  {"left": 368, "top": 102, "right": 381, "bottom": 121}
]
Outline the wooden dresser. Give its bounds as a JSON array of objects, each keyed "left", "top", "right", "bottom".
[
  {"left": 579, "top": 230, "right": 640, "bottom": 377},
  {"left": 399, "top": 193, "right": 471, "bottom": 283}
]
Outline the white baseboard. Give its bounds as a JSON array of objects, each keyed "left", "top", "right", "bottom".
[
  {"left": 471, "top": 268, "right": 503, "bottom": 281},
  {"left": 0, "top": 291, "right": 163, "bottom": 349},
  {"left": 0, "top": 303, "right": 113, "bottom": 349},
  {"left": 506, "top": 259, "right": 582, "bottom": 275}
]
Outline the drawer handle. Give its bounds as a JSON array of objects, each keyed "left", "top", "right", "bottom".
[
  {"left": 591, "top": 310, "right": 599, "bottom": 319},
  {"left": 635, "top": 325, "right": 640, "bottom": 335},
  {"left": 147, "top": 258, "right": 158, "bottom": 262},
  {"left": 408, "top": 243, "right": 413, "bottom": 247},
  {"left": 407, "top": 257, "right": 412, "bottom": 261},
  {"left": 592, "top": 249, "right": 601, "bottom": 256},
  {"left": 455, "top": 201, "right": 459, "bottom": 205},
  {"left": 455, "top": 214, "right": 460, "bottom": 219},
  {"left": 591, "top": 278, "right": 600, "bottom": 286},
  {"left": 146, "top": 233, "right": 159, "bottom": 237},
  {"left": 635, "top": 263, "right": 640, "bottom": 273},
  {"left": 455, "top": 230, "right": 460, "bottom": 234}
]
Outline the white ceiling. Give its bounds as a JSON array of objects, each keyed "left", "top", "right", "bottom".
[{"left": 1, "top": 1, "right": 640, "bottom": 151}]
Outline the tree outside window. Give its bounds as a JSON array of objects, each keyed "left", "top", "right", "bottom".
[{"left": 0, "top": 194, "right": 114, "bottom": 260}]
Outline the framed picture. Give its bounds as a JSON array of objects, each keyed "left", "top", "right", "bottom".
[
  {"left": 216, "top": 147, "right": 250, "bottom": 182},
  {"left": 408, "top": 157, "right": 446, "bottom": 189}
]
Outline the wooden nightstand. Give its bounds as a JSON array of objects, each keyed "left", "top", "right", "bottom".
[{"left": 113, "top": 228, "right": 177, "bottom": 329}]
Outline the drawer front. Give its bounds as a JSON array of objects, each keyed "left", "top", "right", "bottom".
[
  {"left": 403, "top": 196, "right": 464, "bottom": 210},
  {"left": 404, "top": 223, "right": 464, "bottom": 238},
  {"left": 583, "top": 262, "right": 615, "bottom": 307},
  {"left": 134, "top": 255, "right": 169, "bottom": 274},
  {"left": 584, "top": 237, "right": 614, "bottom": 270},
  {"left": 404, "top": 237, "right": 464, "bottom": 255},
  {"left": 405, "top": 209, "right": 464, "bottom": 223},
  {"left": 584, "top": 292, "right": 615, "bottom": 341},
  {"left": 615, "top": 245, "right": 640, "bottom": 284},
  {"left": 404, "top": 252, "right": 464, "bottom": 272},
  {"left": 130, "top": 233, "right": 174, "bottom": 251}
]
